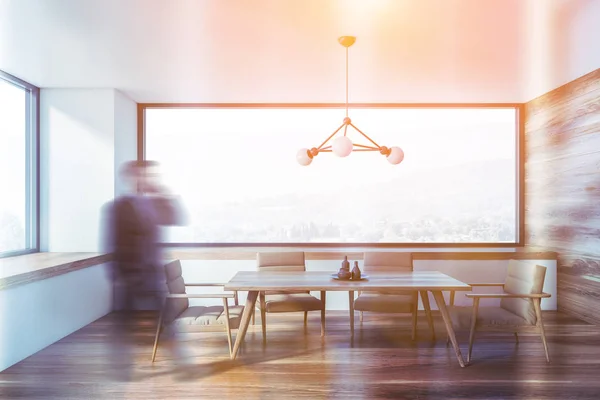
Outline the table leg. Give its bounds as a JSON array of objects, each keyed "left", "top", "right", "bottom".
[
  {"left": 349, "top": 291, "right": 355, "bottom": 337},
  {"left": 431, "top": 290, "right": 466, "bottom": 368},
  {"left": 230, "top": 290, "right": 258, "bottom": 360},
  {"left": 321, "top": 291, "right": 326, "bottom": 337},
  {"left": 419, "top": 290, "right": 436, "bottom": 341}
]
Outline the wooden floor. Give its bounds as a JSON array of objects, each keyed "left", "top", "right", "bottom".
[{"left": 1, "top": 311, "right": 600, "bottom": 399}]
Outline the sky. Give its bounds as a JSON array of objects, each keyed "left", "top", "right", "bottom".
[{"left": 146, "top": 107, "right": 517, "bottom": 206}]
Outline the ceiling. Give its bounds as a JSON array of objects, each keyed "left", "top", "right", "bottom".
[{"left": 0, "top": 0, "right": 598, "bottom": 103}]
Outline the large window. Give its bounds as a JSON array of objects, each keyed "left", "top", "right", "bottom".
[
  {"left": 0, "top": 71, "right": 39, "bottom": 257},
  {"left": 144, "top": 106, "right": 520, "bottom": 245}
]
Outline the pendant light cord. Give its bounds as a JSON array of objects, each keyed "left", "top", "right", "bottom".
[{"left": 345, "top": 46, "right": 349, "bottom": 118}]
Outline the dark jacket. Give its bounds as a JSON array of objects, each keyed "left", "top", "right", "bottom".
[{"left": 102, "top": 194, "right": 187, "bottom": 298}]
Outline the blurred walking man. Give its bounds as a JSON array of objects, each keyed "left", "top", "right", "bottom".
[{"left": 102, "top": 160, "right": 187, "bottom": 379}]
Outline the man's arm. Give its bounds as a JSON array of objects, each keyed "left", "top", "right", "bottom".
[{"left": 147, "top": 187, "right": 189, "bottom": 226}]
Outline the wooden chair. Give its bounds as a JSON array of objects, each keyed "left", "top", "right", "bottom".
[
  {"left": 151, "top": 260, "right": 244, "bottom": 361},
  {"left": 447, "top": 259, "right": 551, "bottom": 363},
  {"left": 352, "top": 252, "right": 435, "bottom": 340},
  {"left": 255, "top": 252, "right": 326, "bottom": 342}
]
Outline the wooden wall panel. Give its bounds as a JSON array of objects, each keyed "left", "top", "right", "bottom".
[{"left": 525, "top": 68, "right": 600, "bottom": 323}]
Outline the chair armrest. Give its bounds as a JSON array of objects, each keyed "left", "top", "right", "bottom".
[
  {"left": 465, "top": 292, "right": 551, "bottom": 299},
  {"left": 167, "top": 293, "right": 235, "bottom": 299},
  {"left": 468, "top": 283, "right": 505, "bottom": 287},
  {"left": 182, "top": 283, "right": 239, "bottom": 304}
]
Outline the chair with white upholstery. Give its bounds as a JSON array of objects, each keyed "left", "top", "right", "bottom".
[
  {"left": 256, "top": 252, "right": 326, "bottom": 342},
  {"left": 352, "top": 252, "right": 435, "bottom": 340},
  {"left": 447, "top": 259, "right": 551, "bottom": 363},
  {"left": 151, "top": 259, "right": 244, "bottom": 361}
]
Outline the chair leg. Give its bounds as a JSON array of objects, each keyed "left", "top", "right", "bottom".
[
  {"left": 252, "top": 308, "right": 256, "bottom": 325},
  {"left": 467, "top": 297, "right": 480, "bottom": 364},
  {"left": 304, "top": 311, "right": 308, "bottom": 328},
  {"left": 514, "top": 332, "right": 519, "bottom": 344},
  {"left": 151, "top": 303, "right": 166, "bottom": 362},
  {"left": 223, "top": 298, "right": 233, "bottom": 358},
  {"left": 260, "top": 292, "right": 267, "bottom": 343},
  {"left": 448, "top": 290, "right": 456, "bottom": 345},
  {"left": 533, "top": 298, "right": 550, "bottom": 362},
  {"left": 359, "top": 311, "right": 363, "bottom": 323},
  {"left": 320, "top": 291, "right": 326, "bottom": 337}
]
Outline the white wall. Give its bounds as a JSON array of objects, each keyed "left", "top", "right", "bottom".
[
  {"left": 523, "top": 0, "right": 600, "bottom": 100},
  {"left": 177, "top": 258, "right": 557, "bottom": 311},
  {"left": 0, "top": 263, "right": 113, "bottom": 372},
  {"left": 40, "top": 89, "right": 115, "bottom": 252},
  {"left": 113, "top": 90, "right": 137, "bottom": 196},
  {"left": 40, "top": 88, "right": 137, "bottom": 251}
]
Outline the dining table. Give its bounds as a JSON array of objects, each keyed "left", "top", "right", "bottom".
[{"left": 224, "top": 270, "right": 472, "bottom": 367}]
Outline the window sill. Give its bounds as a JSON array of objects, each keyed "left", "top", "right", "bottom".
[{"left": 0, "top": 252, "right": 112, "bottom": 290}]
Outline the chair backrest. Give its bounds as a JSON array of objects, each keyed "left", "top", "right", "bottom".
[
  {"left": 164, "top": 260, "right": 189, "bottom": 322},
  {"left": 257, "top": 252, "right": 306, "bottom": 295},
  {"left": 363, "top": 252, "right": 413, "bottom": 273},
  {"left": 257, "top": 252, "right": 306, "bottom": 272},
  {"left": 500, "top": 260, "right": 547, "bottom": 325}
]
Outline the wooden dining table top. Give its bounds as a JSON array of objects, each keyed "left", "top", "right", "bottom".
[{"left": 224, "top": 270, "right": 472, "bottom": 292}]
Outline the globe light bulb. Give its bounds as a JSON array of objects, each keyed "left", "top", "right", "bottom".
[
  {"left": 296, "top": 148, "right": 313, "bottom": 166},
  {"left": 387, "top": 146, "right": 404, "bottom": 165},
  {"left": 332, "top": 136, "right": 353, "bottom": 157}
]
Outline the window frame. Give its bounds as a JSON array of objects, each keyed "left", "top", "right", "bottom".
[
  {"left": 138, "top": 103, "right": 524, "bottom": 248},
  {"left": 0, "top": 70, "right": 40, "bottom": 258}
]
